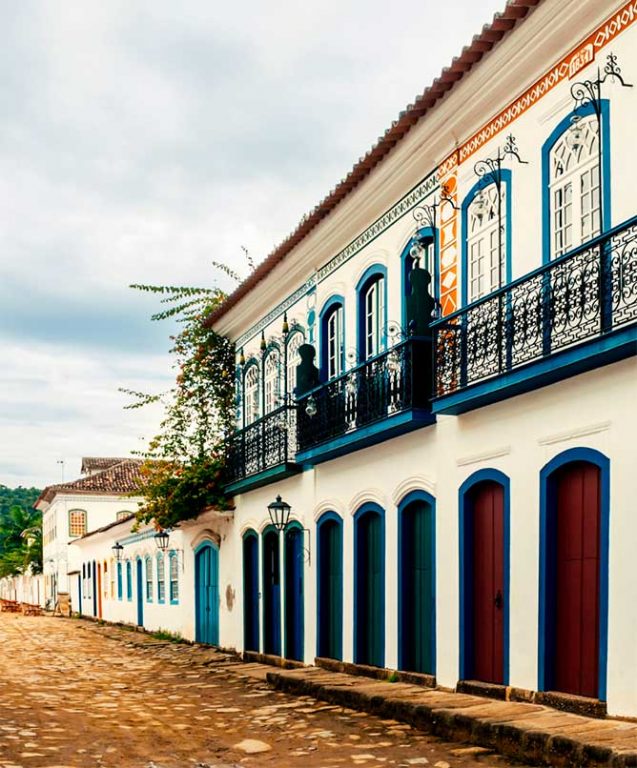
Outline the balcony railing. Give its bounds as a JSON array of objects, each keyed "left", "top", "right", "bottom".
[
  {"left": 226, "top": 404, "right": 298, "bottom": 486},
  {"left": 433, "top": 216, "right": 637, "bottom": 401},
  {"left": 296, "top": 336, "right": 432, "bottom": 455}
]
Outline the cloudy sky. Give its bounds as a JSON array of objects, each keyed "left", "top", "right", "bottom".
[{"left": 0, "top": 0, "right": 504, "bottom": 489}]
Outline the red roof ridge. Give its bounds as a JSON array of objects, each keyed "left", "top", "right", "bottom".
[
  {"left": 36, "top": 459, "right": 143, "bottom": 507},
  {"left": 207, "top": 0, "right": 542, "bottom": 328}
]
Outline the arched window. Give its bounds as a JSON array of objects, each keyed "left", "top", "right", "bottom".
[
  {"left": 467, "top": 182, "right": 506, "bottom": 302},
  {"left": 263, "top": 348, "right": 281, "bottom": 414},
  {"left": 243, "top": 363, "right": 260, "bottom": 426},
  {"left": 549, "top": 114, "right": 600, "bottom": 258},
  {"left": 356, "top": 266, "right": 387, "bottom": 361},
  {"left": 319, "top": 297, "right": 345, "bottom": 380},
  {"left": 145, "top": 557, "right": 153, "bottom": 602},
  {"left": 126, "top": 561, "right": 133, "bottom": 601},
  {"left": 157, "top": 553, "right": 165, "bottom": 604},
  {"left": 68, "top": 509, "right": 87, "bottom": 538},
  {"left": 116, "top": 510, "right": 132, "bottom": 522},
  {"left": 286, "top": 330, "right": 304, "bottom": 397},
  {"left": 169, "top": 552, "right": 179, "bottom": 604}
]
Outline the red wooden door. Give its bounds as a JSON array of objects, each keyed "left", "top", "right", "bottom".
[
  {"left": 471, "top": 482, "right": 504, "bottom": 684},
  {"left": 554, "top": 462, "right": 600, "bottom": 698},
  {"left": 97, "top": 564, "right": 103, "bottom": 619}
]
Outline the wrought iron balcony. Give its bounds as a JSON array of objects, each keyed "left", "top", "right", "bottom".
[
  {"left": 433, "top": 216, "right": 637, "bottom": 414},
  {"left": 225, "top": 404, "right": 301, "bottom": 493},
  {"left": 296, "top": 337, "right": 434, "bottom": 464}
]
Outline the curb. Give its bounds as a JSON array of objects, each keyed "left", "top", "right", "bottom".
[{"left": 266, "top": 668, "right": 637, "bottom": 767}]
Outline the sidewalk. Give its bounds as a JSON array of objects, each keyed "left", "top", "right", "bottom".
[{"left": 266, "top": 666, "right": 637, "bottom": 767}]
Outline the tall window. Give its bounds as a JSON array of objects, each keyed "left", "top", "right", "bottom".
[
  {"left": 244, "top": 365, "right": 260, "bottom": 425},
  {"left": 68, "top": 509, "right": 87, "bottom": 538},
  {"left": 157, "top": 554, "right": 165, "bottom": 603},
  {"left": 126, "top": 561, "right": 132, "bottom": 601},
  {"left": 326, "top": 305, "right": 344, "bottom": 379},
  {"left": 117, "top": 562, "right": 123, "bottom": 600},
  {"left": 145, "top": 557, "right": 153, "bottom": 602},
  {"left": 103, "top": 561, "right": 108, "bottom": 599},
  {"left": 363, "top": 277, "right": 385, "bottom": 359},
  {"left": 169, "top": 552, "right": 179, "bottom": 603},
  {"left": 286, "top": 330, "right": 304, "bottom": 397},
  {"left": 263, "top": 349, "right": 281, "bottom": 414},
  {"left": 467, "top": 183, "right": 506, "bottom": 303},
  {"left": 549, "top": 115, "right": 600, "bottom": 259},
  {"left": 110, "top": 559, "right": 116, "bottom": 599}
]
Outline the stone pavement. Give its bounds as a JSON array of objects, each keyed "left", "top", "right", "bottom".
[
  {"left": 0, "top": 613, "right": 525, "bottom": 768},
  {"left": 267, "top": 667, "right": 637, "bottom": 767}
]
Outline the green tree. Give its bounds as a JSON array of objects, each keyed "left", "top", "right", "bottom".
[
  {"left": 123, "top": 270, "right": 241, "bottom": 530},
  {"left": 0, "top": 499, "right": 43, "bottom": 577}
]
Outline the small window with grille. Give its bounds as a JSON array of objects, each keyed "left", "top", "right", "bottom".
[{"left": 68, "top": 509, "right": 87, "bottom": 538}]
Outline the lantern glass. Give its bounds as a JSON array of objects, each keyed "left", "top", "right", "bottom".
[
  {"left": 267, "top": 495, "right": 292, "bottom": 532},
  {"left": 154, "top": 529, "right": 170, "bottom": 552},
  {"left": 112, "top": 542, "right": 124, "bottom": 562}
]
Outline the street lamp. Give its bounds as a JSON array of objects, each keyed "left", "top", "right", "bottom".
[
  {"left": 472, "top": 133, "right": 528, "bottom": 288},
  {"left": 154, "top": 529, "right": 170, "bottom": 552},
  {"left": 112, "top": 542, "right": 124, "bottom": 562},
  {"left": 267, "top": 495, "right": 292, "bottom": 532},
  {"left": 570, "top": 52, "right": 632, "bottom": 234},
  {"left": 267, "top": 496, "right": 311, "bottom": 564}
]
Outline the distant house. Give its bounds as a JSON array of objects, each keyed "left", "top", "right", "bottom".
[{"left": 35, "top": 458, "right": 143, "bottom": 608}]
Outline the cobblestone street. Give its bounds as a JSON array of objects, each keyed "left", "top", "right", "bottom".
[{"left": 0, "top": 614, "right": 527, "bottom": 768}]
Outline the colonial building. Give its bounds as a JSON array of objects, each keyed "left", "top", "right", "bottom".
[
  {"left": 70, "top": 0, "right": 637, "bottom": 720},
  {"left": 36, "top": 458, "right": 143, "bottom": 607},
  {"left": 207, "top": 0, "right": 637, "bottom": 718}
]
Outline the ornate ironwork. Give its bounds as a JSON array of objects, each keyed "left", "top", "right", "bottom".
[
  {"left": 296, "top": 337, "right": 432, "bottom": 453},
  {"left": 433, "top": 216, "right": 637, "bottom": 398},
  {"left": 227, "top": 404, "right": 298, "bottom": 483}
]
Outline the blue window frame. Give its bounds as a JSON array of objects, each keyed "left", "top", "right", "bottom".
[
  {"left": 126, "top": 561, "right": 132, "bottom": 601},
  {"left": 542, "top": 101, "right": 610, "bottom": 264},
  {"left": 157, "top": 553, "right": 165, "bottom": 604},
  {"left": 461, "top": 171, "right": 512, "bottom": 307},
  {"left": 117, "top": 562, "right": 123, "bottom": 601},
  {"left": 169, "top": 551, "right": 179, "bottom": 604},
  {"left": 319, "top": 295, "right": 345, "bottom": 380},
  {"left": 145, "top": 556, "right": 153, "bottom": 603},
  {"left": 356, "top": 265, "right": 388, "bottom": 361}
]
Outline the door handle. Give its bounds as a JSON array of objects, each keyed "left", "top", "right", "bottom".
[{"left": 494, "top": 590, "right": 503, "bottom": 610}]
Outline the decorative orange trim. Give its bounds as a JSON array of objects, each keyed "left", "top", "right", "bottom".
[
  {"left": 437, "top": 153, "right": 460, "bottom": 315},
  {"left": 458, "top": 0, "right": 637, "bottom": 164}
]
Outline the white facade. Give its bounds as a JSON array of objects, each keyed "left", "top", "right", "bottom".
[
  {"left": 69, "top": 0, "right": 637, "bottom": 720},
  {"left": 38, "top": 485, "right": 143, "bottom": 607}
]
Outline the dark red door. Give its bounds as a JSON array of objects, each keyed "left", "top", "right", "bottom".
[
  {"left": 471, "top": 481, "right": 504, "bottom": 684},
  {"left": 554, "top": 462, "right": 600, "bottom": 698}
]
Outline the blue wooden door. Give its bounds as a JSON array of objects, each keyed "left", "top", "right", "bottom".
[
  {"left": 263, "top": 529, "right": 281, "bottom": 655},
  {"left": 284, "top": 527, "right": 304, "bottom": 661},
  {"left": 195, "top": 543, "right": 219, "bottom": 645},
  {"left": 355, "top": 509, "right": 384, "bottom": 667},
  {"left": 400, "top": 499, "right": 435, "bottom": 674},
  {"left": 136, "top": 559, "right": 144, "bottom": 626},
  {"left": 92, "top": 560, "right": 97, "bottom": 617},
  {"left": 243, "top": 533, "right": 260, "bottom": 652},
  {"left": 318, "top": 517, "right": 343, "bottom": 660}
]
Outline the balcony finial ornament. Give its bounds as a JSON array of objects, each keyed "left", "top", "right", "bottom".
[
  {"left": 239, "top": 347, "right": 245, "bottom": 366},
  {"left": 282, "top": 312, "right": 289, "bottom": 336},
  {"left": 260, "top": 331, "right": 266, "bottom": 352}
]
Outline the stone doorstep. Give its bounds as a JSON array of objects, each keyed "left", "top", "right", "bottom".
[{"left": 266, "top": 666, "right": 637, "bottom": 767}]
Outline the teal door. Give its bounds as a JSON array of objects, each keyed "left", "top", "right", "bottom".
[
  {"left": 136, "top": 558, "right": 144, "bottom": 626},
  {"left": 263, "top": 529, "right": 281, "bottom": 655},
  {"left": 355, "top": 506, "right": 384, "bottom": 667},
  {"left": 399, "top": 497, "right": 435, "bottom": 674},
  {"left": 243, "top": 532, "right": 260, "bottom": 652},
  {"left": 317, "top": 514, "right": 343, "bottom": 659},
  {"left": 284, "top": 526, "right": 304, "bottom": 661},
  {"left": 195, "top": 542, "right": 219, "bottom": 645}
]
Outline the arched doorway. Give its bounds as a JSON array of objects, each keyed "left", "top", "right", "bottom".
[
  {"left": 97, "top": 562, "right": 103, "bottom": 619},
  {"left": 243, "top": 531, "right": 260, "bottom": 652},
  {"left": 284, "top": 524, "right": 304, "bottom": 661},
  {"left": 262, "top": 527, "right": 281, "bottom": 656},
  {"left": 399, "top": 492, "right": 435, "bottom": 675},
  {"left": 136, "top": 558, "right": 144, "bottom": 626},
  {"left": 354, "top": 504, "right": 385, "bottom": 667},
  {"left": 317, "top": 512, "right": 343, "bottom": 660},
  {"left": 460, "top": 471, "right": 509, "bottom": 685},
  {"left": 195, "top": 541, "right": 219, "bottom": 645},
  {"left": 92, "top": 560, "right": 97, "bottom": 617},
  {"left": 540, "top": 451, "right": 608, "bottom": 700}
]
